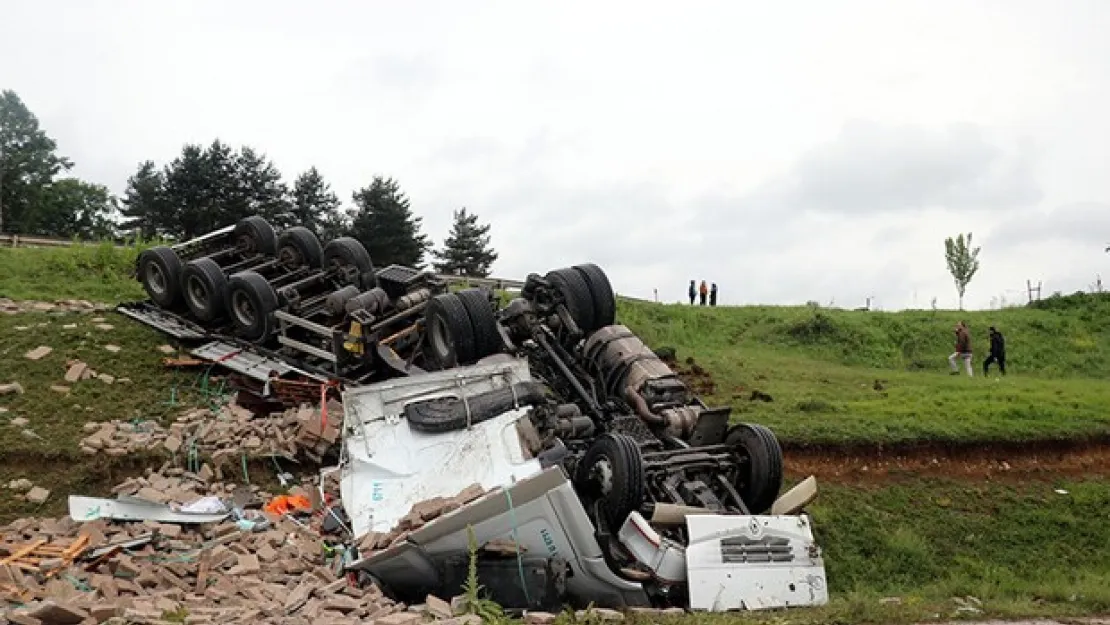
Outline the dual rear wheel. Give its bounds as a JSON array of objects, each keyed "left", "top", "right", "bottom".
[
  {"left": 573, "top": 422, "right": 784, "bottom": 529},
  {"left": 422, "top": 288, "right": 503, "bottom": 369}
]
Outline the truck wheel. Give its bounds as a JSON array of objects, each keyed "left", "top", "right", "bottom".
[
  {"left": 455, "top": 288, "right": 502, "bottom": 360},
  {"left": 576, "top": 433, "right": 645, "bottom": 529},
  {"left": 277, "top": 226, "right": 324, "bottom": 270},
  {"left": 545, "top": 268, "right": 596, "bottom": 335},
  {"left": 725, "top": 423, "right": 784, "bottom": 514},
  {"left": 138, "top": 246, "right": 184, "bottom": 309},
  {"left": 233, "top": 216, "right": 278, "bottom": 256},
  {"left": 423, "top": 292, "right": 475, "bottom": 369},
  {"left": 181, "top": 257, "right": 228, "bottom": 322},
  {"left": 226, "top": 270, "right": 279, "bottom": 342},
  {"left": 324, "top": 237, "right": 375, "bottom": 289},
  {"left": 574, "top": 263, "right": 616, "bottom": 329}
]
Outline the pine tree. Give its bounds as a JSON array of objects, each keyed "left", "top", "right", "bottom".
[
  {"left": 120, "top": 160, "right": 170, "bottom": 239},
  {"left": 161, "top": 144, "right": 210, "bottom": 239},
  {"left": 235, "top": 147, "right": 292, "bottom": 228},
  {"left": 347, "top": 176, "right": 431, "bottom": 268},
  {"left": 431, "top": 207, "right": 498, "bottom": 277},
  {"left": 291, "top": 167, "right": 343, "bottom": 236}
]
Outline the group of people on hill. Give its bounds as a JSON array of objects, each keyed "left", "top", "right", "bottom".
[
  {"left": 688, "top": 280, "right": 718, "bottom": 306},
  {"left": 949, "top": 321, "right": 1007, "bottom": 377}
]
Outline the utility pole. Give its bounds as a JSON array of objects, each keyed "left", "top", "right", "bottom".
[{"left": 1026, "top": 279, "right": 1042, "bottom": 303}]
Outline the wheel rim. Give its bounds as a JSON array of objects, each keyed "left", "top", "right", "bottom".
[
  {"left": 278, "top": 245, "right": 303, "bottom": 270},
  {"left": 145, "top": 263, "right": 166, "bottom": 296},
  {"left": 186, "top": 275, "right": 209, "bottom": 312},
  {"left": 232, "top": 291, "right": 257, "bottom": 328},
  {"left": 430, "top": 315, "right": 453, "bottom": 362},
  {"left": 236, "top": 234, "right": 256, "bottom": 254},
  {"left": 591, "top": 458, "right": 614, "bottom": 494}
]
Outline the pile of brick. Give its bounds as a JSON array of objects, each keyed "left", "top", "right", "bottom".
[
  {"left": 0, "top": 498, "right": 454, "bottom": 624},
  {"left": 0, "top": 299, "right": 110, "bottom": 314},
  {"left": 78, "top": 401, "right": 341, "bottom": 468},
  {"left": 0, "top": 460, "right": 536, "bottom": 625}
]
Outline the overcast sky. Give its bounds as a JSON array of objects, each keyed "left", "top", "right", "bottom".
[{"left": 3, "top": 0, "right": 1108, "bottom": 310}]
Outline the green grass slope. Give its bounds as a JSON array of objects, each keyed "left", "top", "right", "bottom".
[
  {"left": 0, "top": 244, "right": 145, "bottom": 302},
  {"left": 617, "top": 294, "right": 1110, "bottom": 445},
  {"left": 3, "top": 244, "right": 1109, "bottom": 445}
]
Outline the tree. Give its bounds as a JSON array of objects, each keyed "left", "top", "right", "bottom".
[
  {"left": 235, "top": 147, "right": 292, "bottom": 228},
  {"left": 431, "top": 207, "right": 498, "bottom": 277},
  {"left": 0, "top": 90, "right": 74, "bottom": 233},
  {"left": 161, "top": 144, "right": 212, "bottom": 239},
  {"left": 150, "top": 140, "right": 294, "bottom": 239},
  {"left": 347, "top": 176, "right": 431, "bottom": 268},
  {"left": 944, "top": 232, "right": 981, "bottom": 310},
  {"left": 119, "top": 160, "right": 170, "bottom": 239},
  {"left": 34, "top": 179, "right": 118, "bottom": 239},
  {"left": 291, "top": 167, "right": 343, "bottom": 236}
]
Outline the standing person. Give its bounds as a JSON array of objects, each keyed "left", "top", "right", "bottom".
[
  {"left": 688, "top": 280, "right": 696, "bottom": 305},
  {"left": 709, "top": 283, "right": 718, "bottom": 306},
  {"left": 698, "top": 280, "right": 708, "bottom": 306},
  {"left": 984, "top": 326, "right": 1006, "bottom": 376},
  {"left": 948, "top": 321, "right": 973, "bottom": 376}
]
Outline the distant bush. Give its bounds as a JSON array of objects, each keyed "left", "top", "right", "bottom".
[{"left": 1027, "top": 290, "right": 1110, "bottom": 312}]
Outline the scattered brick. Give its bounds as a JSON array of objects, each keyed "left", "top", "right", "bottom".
[{"left": 24, "top": 346, "right": 53, "bottom": 360}]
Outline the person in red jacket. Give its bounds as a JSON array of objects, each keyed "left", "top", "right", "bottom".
[{"left": 947, "top": 321, "right": 973, "bottom": 376}]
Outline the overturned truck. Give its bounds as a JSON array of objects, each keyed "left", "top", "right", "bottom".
[
  {"left": 336, "top": 267, "right": 827, "bottom": 611},
  {"left": 119, "top": 219, "right": 827, "bottom": 612}
]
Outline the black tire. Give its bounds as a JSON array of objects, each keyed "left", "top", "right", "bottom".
[
  {"left": 575, "top": 433, "right": 645, "bottom": 529},
  {"left": 422, "top": 292, "right": 475, "bottom": 369},
  {"left": 180, "top": 257, "right": 229, "bottom": 322},
  {"left": 138, "top": 246, "right": 184, "bottom": 309},
  {"left": 455, "top": 288, "right": 502, "bottom": 360},
  {"left": 725, "top": 423, "right": 784, "bottom": 514},
  {"left": 404, "top": 382, "right": 547, "bottom": 433},
  {"left": 324, "top": 237, "right": 375, "bottom": 289},
  {"left": 574, "top": 263, "right": 616, "bottom": 329},
  {"left": 545, "top": 268, "right": 596, "bottom": 334},
  {"left": 277, "top": 226, "right": 324, "bottom": 270},
  {"left": 233, "top": 216, "right": 278, "bottom": 256},
  {"left": 226, "top": 270, "right": 280, "bottom": 342}
]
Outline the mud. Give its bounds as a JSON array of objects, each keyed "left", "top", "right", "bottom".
[{"left": 783, "top": 437, "right": 1110, "bottom": 484}]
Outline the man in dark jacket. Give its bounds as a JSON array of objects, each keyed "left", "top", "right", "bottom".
[
  {"left": 709, "top": 283, "right": 718, "bottom": 306},
  {"left": 983, "top": 326, "right": 1006, "bottom": 376},
  {"left": 688, "top": 280, "right": 696, "bottom": 305}
]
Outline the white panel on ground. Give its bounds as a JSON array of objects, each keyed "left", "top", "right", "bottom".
[{"left": 685, "top": 514, "right": 828, "bottom": 611}]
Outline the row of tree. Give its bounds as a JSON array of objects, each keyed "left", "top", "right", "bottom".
[{"left": 0, "top": 89, "right": 499, "bottom": 276}]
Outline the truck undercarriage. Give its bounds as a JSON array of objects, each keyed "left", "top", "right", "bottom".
[{"left": 119, "top": 220, "right": 827, "bottom": 612}]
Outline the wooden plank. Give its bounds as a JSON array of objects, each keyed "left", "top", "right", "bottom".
[{"left": 0, "top": 540, "right": 46, "bottom": 566}]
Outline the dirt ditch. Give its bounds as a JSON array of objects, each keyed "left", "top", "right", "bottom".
[{"left": 782, "top": 436, "right": 1110, "bottom": 484}]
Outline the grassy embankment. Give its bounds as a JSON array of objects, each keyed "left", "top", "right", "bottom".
[{"left": 3, "top": 243, "right": 1110, "bottom": 621}]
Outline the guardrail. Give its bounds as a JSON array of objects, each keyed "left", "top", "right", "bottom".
[
  {"left": 0, "top": 233, "right": 115, "bottom": 248},
  {"left": 437, "top": 274, "right": 526, "bottom": 291}
]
